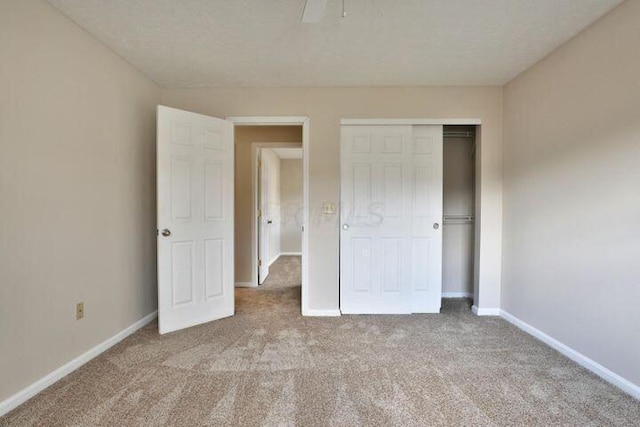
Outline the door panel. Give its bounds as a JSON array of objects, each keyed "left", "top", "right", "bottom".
[
  {"left": 204, "top": 161, "right": 224, "bottom": 220},
  {"left": 171, "top": 241, "right": 195, "bottom": 306},
  {"left": 157, "top": 106, "right": 234, "bottom": 334},
  {"left": 340, "top": 124, "right": 443, "bottom": 314},
  {"left": 204, "top": 238, "right": 224, "bottom": 299},
  {"left": 351, "top": 237, "right": 372, "bottom": 292},
  {"left": 170, "top": 157, "right": 192, "bottom": 220},
  {"left": 411, "top": 238, "right": 430, "bottom": 291},
  {"left": 381, "top": 238, "right": 402, "bottom": 292}
]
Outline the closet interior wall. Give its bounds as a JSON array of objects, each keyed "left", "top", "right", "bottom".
[{"left": 442, "top": 126, "right": 476, "bottom": 298}]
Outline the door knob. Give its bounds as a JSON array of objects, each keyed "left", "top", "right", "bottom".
[
  {"left": 342, "top": 224, "right": 349, "bottom": 230},
  {"left": 433, "top": 223, "right": 440, "bottom": 230},
  {"left": 161, "top": 229, "right": 171, "bottom": 237}
]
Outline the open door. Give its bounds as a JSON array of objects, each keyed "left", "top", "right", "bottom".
[
  {"left": 258, "top": 149, "right": 270, "bottom": 284},
  {"left": 157, "top": 106, "right": 234, "bottom": 334}
]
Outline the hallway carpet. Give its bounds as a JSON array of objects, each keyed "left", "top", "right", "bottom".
[{"left": 2, "top": 256, "right": 639, "bottom": 426}]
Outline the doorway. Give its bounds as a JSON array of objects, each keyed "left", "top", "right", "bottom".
[
  {"left": 255, "top": 147, "right": 304, "bottom": 293},
  {"left": 157, "top": 108, "right": 310, "bottom": 334},
  {"left": 442, "top": 126, "right": 476, "bottom": 300},
  {"left": 229, "top": 117, "right": 310, "bottom": 315}
]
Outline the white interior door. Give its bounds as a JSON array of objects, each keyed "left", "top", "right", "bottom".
[
  {"left": 340, "top": 124, "right": 443, "bottom": 314},
  {"left": 258, "top": 149, "right": 270, "bottom": 284},
  {"left": 157, "top": 106, "right": 234, "bottom": 334}
]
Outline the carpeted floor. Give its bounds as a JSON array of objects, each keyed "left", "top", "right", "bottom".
[{"left": 2, "top": 256, "right": 639, "bottom": 426}]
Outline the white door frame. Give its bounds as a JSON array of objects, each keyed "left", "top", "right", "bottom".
[
  {"left": 227, "top": 117, "right": 310, "bottom": 315},
  {"left": 339, "top": 118, "right": 483, "bottom": 314},
  {"left": 251, "top": 142, "right": 303, "bottom": 286}
]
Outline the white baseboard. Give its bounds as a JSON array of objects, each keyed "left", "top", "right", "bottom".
[
  {"left": 471, "top": 305, "right": 500, "bottom": 316},
  {"left": 443, "top": 292, "right": 473, "bottom": 298},
  {"left": 268, "top": 255, "right": 279, "bottom": 267},
  {"left": 235, "top": 282, "right": 255, "bottom": 288},
  {"left": 267, "top": 252, "right": 301, "bottom": 268},
  {"left": 500, "top": 310, "right": 640, "bottom": 400},
  {"left": 0, "top": 310, "right": 158, "bottom": 417},
  {"left": 303, "top": 308, "right": 341, "bottom": 317}
]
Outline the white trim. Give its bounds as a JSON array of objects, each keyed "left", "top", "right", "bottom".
[
  {"left": 301, "top": 118, "right": 310, "bottom": 316},
  {"left": 250, "top": 142, "right": 302, "bottom": 288},
  {"left": 303, "top": 308, "right": 341, "bottom": 317},
  {"left": 228, "top": 116, "right": 309, "bottom": 126},
  {"left": 443, "top": 292, "right": 473, "bottom": 298},
  {"left": 231, "top": 116, "right": 310, "bottom": 317},
  {"left": 0, "top": 311, "right": 157, "bottom": 417},
  {"left": 340, "top": 118, "right": 482, "bottom": 126},
  {"left": 235, "top": 282, "right": 256, "bottom": 288},
  {"left": 251, "top": 143, "right": 304, "bottom": 287},
  {"left": 500, "top": 310, "right": 640, "bottom": 400},
  {"left": 472, "top": 305, "right": 500, "bottom": 316},
  {"left": 280, "top": 252, "right": 302, "bottom": 256},
  {"left": 268, "top": 254, "right": 280, "bottom": 267}
]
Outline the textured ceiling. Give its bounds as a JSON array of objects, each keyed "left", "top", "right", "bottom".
[{"left": 46, "top": 0, "right": 623, "bottom": 88}]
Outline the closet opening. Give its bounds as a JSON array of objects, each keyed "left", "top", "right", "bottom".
[{"left": 442, "top": 125, "right": 477, "bottom": 311}]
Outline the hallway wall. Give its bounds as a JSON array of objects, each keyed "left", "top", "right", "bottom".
[{"left": 280, "top": 159, "right": 303, "bottom": 254}]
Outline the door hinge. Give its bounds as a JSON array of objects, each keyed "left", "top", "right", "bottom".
[
  {"left": 257, "top": 209, "right": 262, "bottom": 218},
  {"left": 258, "top": 159, "right": 262, "bottom": 168},
  {"left": 258, "top": 259, "right": 263, "bottom": 266}
]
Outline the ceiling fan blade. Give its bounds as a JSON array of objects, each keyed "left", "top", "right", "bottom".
[{"left": 301, "top": 0, "right": 328, "bottom": 23}]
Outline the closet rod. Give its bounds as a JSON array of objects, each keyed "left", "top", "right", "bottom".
[
  {"left": 443, "top": 214, "right": 475, "bottom": 223},
  {"left": 443, "top": 131, "right": 475, "bottom": 139}
]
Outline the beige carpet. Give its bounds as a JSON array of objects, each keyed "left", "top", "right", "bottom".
[{"left": 2, "top": 256, "right": 639, "bottom": 426}]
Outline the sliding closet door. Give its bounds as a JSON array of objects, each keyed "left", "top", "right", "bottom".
[
  {"left": 410, "top": 126, "right": 443, "bottom": 313},
  {"left": 340, "top": 124, "right": 443, "bottom": 314}
]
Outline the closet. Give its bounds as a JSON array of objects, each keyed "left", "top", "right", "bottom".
[
  {"left": 340, "top": 124, "right": 443, "bottom": 314},
  {"left": 442, "top": 126, "right": 476, "bottom": 299}
]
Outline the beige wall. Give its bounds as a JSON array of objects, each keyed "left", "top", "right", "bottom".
[
  {"left": 502, "top": 0, "right": 640, "bottom": 386},
  {"left": 164, "top": 86, "right": 503, "bottom": 312},
  {"left": 234, "top": 126, "right": 302, "bottom": 284},
  {"left": 0, "top": 0, "right": 161, "bottom": 403},
  {"left": 280, "top": 160, "right": 303, "bottom": 254}
]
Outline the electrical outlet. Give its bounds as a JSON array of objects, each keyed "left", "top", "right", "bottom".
[{"left": 76, "top": 302, "right": 84, "bottom": 320}]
